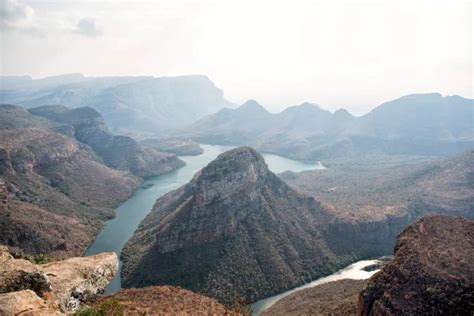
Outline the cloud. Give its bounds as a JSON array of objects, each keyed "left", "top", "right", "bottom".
[
  {"left": 73, "top": 17, "right": 102, "bottom": 37},
  {"left": 0, "top": 0, "right": 43, "bottom": 36}
]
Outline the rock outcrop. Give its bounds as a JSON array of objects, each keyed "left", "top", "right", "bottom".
[
  {"left": 121, "top": 147, "right": 347, "bottom": 306},
  {"left": 358, "top": 215, "right": 474, "bottom": 315},
  {"left": 0, "top": 246, "right": 118, "bottom": 314}
]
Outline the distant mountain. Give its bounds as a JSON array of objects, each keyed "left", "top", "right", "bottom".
[
  {"left": 121, "top": 147, "right": 341, "bottom": 306},
  {"left": 177, "top": 93, "right": 473, "bottom": 160},
  {"left": 29, "top": 105, "right": 185, "bottom": 177},
  {"left": 0, "top": 74, "right": 231, "bottom": 136}
]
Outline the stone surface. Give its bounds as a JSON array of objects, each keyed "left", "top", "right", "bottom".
[
  {"left": 0, "top": 290, "right": 62, "bottom": 316},
  {"left": 0, "top": 246, "right": 118, "bottom": 313}
]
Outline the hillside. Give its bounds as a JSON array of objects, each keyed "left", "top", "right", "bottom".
[
  {"left": 29, "top": 105, "right": 185, "bottom": 177},
  {"left": 280, "top": 150, "right": 474, "bottom": 221},
  {"left": 0, "top": 104, "right": 184, "bottom": 257},
  {"left": 0, "top": 128, "right": 139, "bottom": 257}
]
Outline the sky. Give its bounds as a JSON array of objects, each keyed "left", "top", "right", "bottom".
[{"left": 0, "top": 0, "right": 472, "bottom": 114}]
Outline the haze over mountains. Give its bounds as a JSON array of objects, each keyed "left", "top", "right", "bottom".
[
  {"left": 178, "top": 93, "right": 474, "bottom": 161},
  {"left": 0, "top": 74, "right": 231, "bottom": 137}
]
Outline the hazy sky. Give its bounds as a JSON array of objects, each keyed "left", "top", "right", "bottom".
[{"left": 0, "top": 0, "right": 472, "bottom": 114}]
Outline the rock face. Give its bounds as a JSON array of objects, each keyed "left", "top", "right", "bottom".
[
  {"left": 262, "top": 279, "right": 368, "bottom": 316},
  {"left": 122, "top": 147, "right": 347, "bottom": 306},
  {"left": 0, "top": 246, "right": 118, "bottom": 314},
  {"left": 96, "top": 286, "right": 239, "bottom": 315},
  {"left": 358, "top": 215, "right": 474, "bottom": 315},
  {"left": 29, "top": 105, "right": 185, "bottom": 177}
]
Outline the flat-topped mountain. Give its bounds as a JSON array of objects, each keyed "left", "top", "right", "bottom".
[
  {"left": 121, "top": 147, "right": 340, "bottom": 306},
  {"left": 29, "top": 105, "right": 185, "bottom": 177},
  {"left": 177, "top": 93, "right": 473, "bottom": 160},
  {"left": 0, "top": 75, "right": 231, "bottom": 136},
  {"left": 358, "top": 215, "right": 474, "bottom": 315}
]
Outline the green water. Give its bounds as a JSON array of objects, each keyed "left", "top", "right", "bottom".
[{"left": 83, "top": 144, "right": 324, "bottom": 293}]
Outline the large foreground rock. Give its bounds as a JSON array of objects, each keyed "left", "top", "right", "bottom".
[
  {"left": 358, "top": 215, "right": 474, "bottom": 315},
  {"left": 0, "top": 246, "right": 118, "bottom": 313}
]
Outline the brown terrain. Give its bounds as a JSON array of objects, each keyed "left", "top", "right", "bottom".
[
  {"left": 262, "top": 279, "right": 368, "bottom": 316},
  {"left": 97, "top": 286, "right": 239, "bottom": 315},
  {"left": 0, "top": 104, "right": 185, "bottom": 258}
]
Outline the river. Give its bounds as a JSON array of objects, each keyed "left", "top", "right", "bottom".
[
  {"left": 249, "top": 259, "right": 382, "bottom": 315},
  {"left": 83, "top": 144, "right": 325, "bottom": 294}
]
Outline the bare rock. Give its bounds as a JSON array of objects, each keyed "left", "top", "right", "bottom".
[
  {"left": 0, "top": 290, "right": 62, "bottom": 316},
  {"left": 0, "top": 246, "right": 118, "bottom": 313}
]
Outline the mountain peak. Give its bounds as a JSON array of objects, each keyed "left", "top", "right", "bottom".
[
  {"left": 193, "top": 147, "right": 270, "bottom": 206},
  {"left": 237, "top": 99, "right": 269, "bottom": 113}
]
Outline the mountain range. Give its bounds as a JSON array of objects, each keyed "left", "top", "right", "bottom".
[
  {"left": 176, "top": 93, "right": 474, "bottom": 161},
  {"left": 0, "top": 74, "right": 231, "bottom": 137}
]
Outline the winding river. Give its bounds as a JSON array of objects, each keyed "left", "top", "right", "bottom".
[
  {"left": 83, "top": 144, "right": 325, "bottom": 294},
  {"left": 249, "top": 259, "right": 381, "bottom": 315}
]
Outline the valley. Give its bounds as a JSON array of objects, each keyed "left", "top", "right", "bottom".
[{"left": 83, "top": 144, "right": 323, "bottom": 294}]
